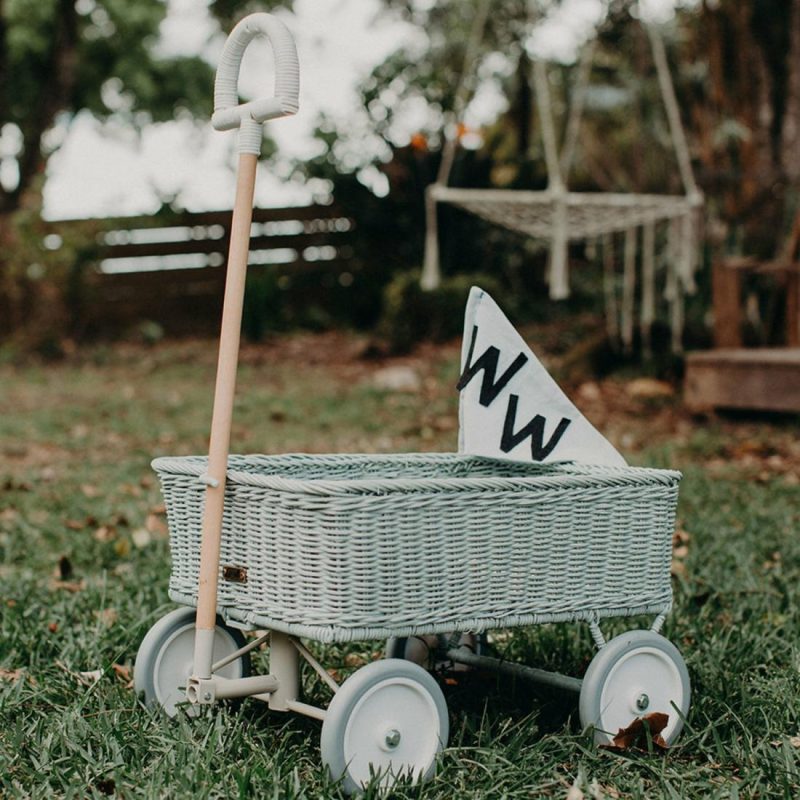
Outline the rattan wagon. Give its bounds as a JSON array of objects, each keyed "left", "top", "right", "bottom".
[{"left": 134, "top": 14, "right": 690, "bottom": 796}]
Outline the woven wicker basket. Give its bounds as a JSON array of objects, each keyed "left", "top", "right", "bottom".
[{"left": 154, "top": 452, "right": 680, "bottom": 643}]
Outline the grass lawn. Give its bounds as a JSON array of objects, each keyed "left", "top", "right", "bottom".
[{"left": 1, "top": 332, "right": 799, "bottom": 798}]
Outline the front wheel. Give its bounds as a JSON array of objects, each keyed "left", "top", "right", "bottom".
[
  {"left": 321, "top": 659, "right": 449, "bottom": 795},
  {"left": 134, "top": 607, "right": 250, "bottom": 717},
  {"left": 579, "top": 630, "right": 691, "bottom": 746}
]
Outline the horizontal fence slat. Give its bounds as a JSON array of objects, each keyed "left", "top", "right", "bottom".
[
  {"left": 100, "top": 230, "right": 349, "bottom": 261},
  {"left": 46, "top": 204, "right": 359, "bottom": 335}
]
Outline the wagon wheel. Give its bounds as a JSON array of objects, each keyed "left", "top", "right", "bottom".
[
  {"left": 134, "top": 607, "right": 250, "bottom": 717},
  {"left": 320, "top": 659, "right": 449, "bottom": 795},
  {"left": 579, "top": 629, "right": 690, "bottom": 746},
  {"left": 386, "top": 632, "right": 488, "bottom": 671}
]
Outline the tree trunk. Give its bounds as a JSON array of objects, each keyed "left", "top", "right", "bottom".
[
  {"left": 1, "top": 0, "right": 79, "bottom": 214},
  {"left": 781, "top": 0, "right": 800, "bottom": 187}
]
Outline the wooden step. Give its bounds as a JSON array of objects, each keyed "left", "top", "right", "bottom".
[{"left": 684, "top": 348, "right": 800, "bottom": 413}]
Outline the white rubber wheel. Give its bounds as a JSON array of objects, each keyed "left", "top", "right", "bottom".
[
  {"left": 321, "top": 659, "right": 449, "bottom": 795},
  {"left": 579, "top": 630, "right": 691, "bottom": 746},
  {"left": 134, "top": 607, "right": 250, "bottom": 717}
]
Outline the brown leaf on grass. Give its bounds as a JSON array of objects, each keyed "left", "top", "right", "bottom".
[
  {"left": 344, "top": 653, "right": 366, "bottom": 668},
  {"left": 670, "top": 559, "right": 687, "bottom": 578},
  {"left": 673, "top": 528, "right": 690, "bottom": 546},
  {"left": 49, "top": 579, "right": 86, "bottom": 593},
  {"left": 149, "top": 502, "right": 166, "bottom": 515},
  {"left": 93, "top": 525, "right": 116, "bottom": 543},
  {"left": 94, "top": 608, "right": 118, "bottom": 627},
  {"left": 81, "top": 483, "right": 100, "bottom": 498},
  {"left": 56, "top": 661, "right": 102, "bottom": 687},
  {"left": 48, "top": 622, "right": 58, "bottom": 632},
  {"left": 600, "top": 712, "right": 670, "bottom": 752},
  {"left": 65, "top": 515, "right": 98, "bottom": 531},
  {"left": 0, "top": 668, "right": 23, "bottom": 683},
  {"left": 112, "top": 663, "right": 133, "bottom": 688},
  {"left": 0, "top": 508, "right": 19, "bottom": 523},
  {"left": 626, "top": 378, "right": 674, "bottom": 399},
  {"left": 145, "top": 513, "right": 168, "bottom": 538},
  {"left": 565, "top": 780, "right": 584, "bottom": 800}
]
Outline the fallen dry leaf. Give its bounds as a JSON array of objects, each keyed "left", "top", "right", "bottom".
[
  {"left": 670, "top": 559, "right": 687, "bottom": 578},
  {"left": 56, "top": 660, "right": 102, "bottom": 687},
  {"left": 112, "top": 663, "right": 133, "bottom": 688},
  {"left": 49, "top": 579, "right": 86, "bottom": 593},
  {"left": 673, "top": 528, "right": 691, "bottom": 546},
  {"left": 0, "top": 668, "right": 23, "bottom": 683},
  {"left": 344, "top": 653, "right": 366, "bottom": 668},
  {"left": 94, "top": 608, "right": 118, "bottom": 627},
  {"left": 626, "top": 378, "right": 675, "bottom": 399},
  {"left": 566, "top": 779, "right": 584, "bottom": 800},
  {"left": 94, "top": 525, "right": 116, "bottom": 543},
  {"left": 81, "top": 483, "right": 100, "bottom": 498},
  {"left": 0, "top": 508, "right": 19, "bottom": 523},
  {"left": 77, "top": 669, "right": 103, "bottom": 686},
  {"left": 48, "top": 622, "right": 58, "bottom": 633},
  {"left": 145, "top": 513, "right": 168, "bottom": 538},
  {"left": 600, "top": 712, "right": 670, "bottom": 752}
]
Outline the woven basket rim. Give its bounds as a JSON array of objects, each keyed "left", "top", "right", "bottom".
[{"left": 152, "top": 452, "right": 681, "bottom": 496}]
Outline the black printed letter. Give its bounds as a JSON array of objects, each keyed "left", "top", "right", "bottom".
[
  {"left": 456, "top": 325, "right": 529, "bottom": 407},
  {"left": 500, "top": 394, "right": 572, "bottom": 461}
]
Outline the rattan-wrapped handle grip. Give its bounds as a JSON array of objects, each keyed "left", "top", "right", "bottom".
[{"left": 212, "top": 13, "right": 299, "bottom": 135}]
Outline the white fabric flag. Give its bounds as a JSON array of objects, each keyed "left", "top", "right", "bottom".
[{"left": 458, "top": 287, "right": 626, "bottom": 467}]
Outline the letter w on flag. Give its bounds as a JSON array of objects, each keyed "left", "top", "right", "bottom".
[{"left": 457, "top": 287, "right": 626, "bottom": 467}]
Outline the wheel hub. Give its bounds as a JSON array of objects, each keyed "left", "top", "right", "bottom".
[
  {"left": 635, "top": 692, "right": 650, "bottom": 712},
  {"left": 381, "top": 728, "right": 402, "bottom": 751}
]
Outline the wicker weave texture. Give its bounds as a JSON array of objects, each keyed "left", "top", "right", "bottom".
[{"left": 155, "top": 453, "right": 680, "bottom": 643}]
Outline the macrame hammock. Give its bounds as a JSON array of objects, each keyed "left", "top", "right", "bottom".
[{"left": 422, "top": 2, "right": 703, "bottom": 353}]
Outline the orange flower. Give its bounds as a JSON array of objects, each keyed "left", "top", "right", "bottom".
[{"left": 410, "top": 132, "right": 428, "bottom": 151}]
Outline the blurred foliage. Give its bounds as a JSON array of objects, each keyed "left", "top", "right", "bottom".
[
  {"left": 295, "top": 0, "right": 800, "bottom": 352},
  {"left": 378, "top": 269, "right": 510, "bottom": 354},
  {"left": 0, "top": 178, "right": 104, "bottom": 354}
]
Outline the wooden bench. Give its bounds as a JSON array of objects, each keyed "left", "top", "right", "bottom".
[{"left": 684, "top": 215, "right": 800, "bottom": 413}]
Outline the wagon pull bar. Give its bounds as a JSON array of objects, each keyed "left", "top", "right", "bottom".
[
  {"left": 191, "top": 14, "right": 299, "bottom": 685},
  {"left": 446, "top": 647, "right": 583, "bottom": 694}
]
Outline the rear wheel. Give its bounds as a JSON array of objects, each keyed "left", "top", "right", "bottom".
[{"left": 579, "top": 630, "right": 690, "bottom": 745}]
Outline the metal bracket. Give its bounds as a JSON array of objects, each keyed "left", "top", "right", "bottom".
[{"left": 187, "top": 673, "right": 280, "bottom": 704}]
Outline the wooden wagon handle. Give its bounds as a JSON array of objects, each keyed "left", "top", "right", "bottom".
[{"left": 192, "top": 14, "right": 299, "bottom": 681}]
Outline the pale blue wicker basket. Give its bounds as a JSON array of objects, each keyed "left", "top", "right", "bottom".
[{"left": 154, "top": 452, "right": 680, "bottom": 644}]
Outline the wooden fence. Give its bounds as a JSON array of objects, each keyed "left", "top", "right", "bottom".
[{"left": 51, "top": 204, "right": 356, "bottom": 336}]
